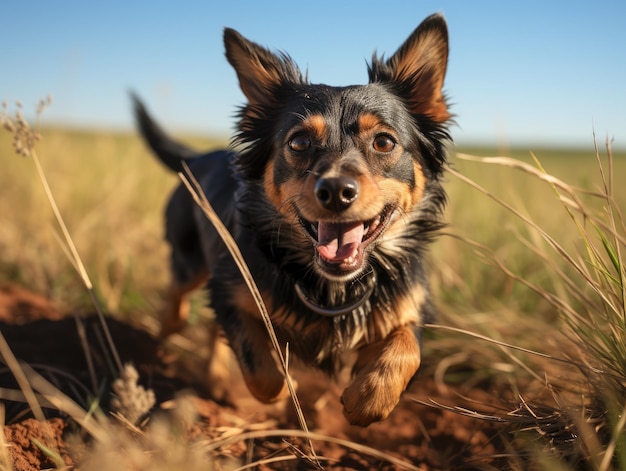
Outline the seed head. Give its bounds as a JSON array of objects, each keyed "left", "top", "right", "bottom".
[{"left": 1, "top": 96, "right": 51, "bottom": 158}]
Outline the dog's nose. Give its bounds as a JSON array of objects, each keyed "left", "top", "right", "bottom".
[{"left": 314, "top": 176, "right": 359, "bottom": 211}]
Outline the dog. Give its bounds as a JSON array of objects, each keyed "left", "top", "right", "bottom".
[{"left": 133, "top": 13, "right": 451, "bottom": 427}]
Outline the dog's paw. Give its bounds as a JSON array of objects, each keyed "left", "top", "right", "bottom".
[
  {"left": 247, "top": 376, "right": 293, "bottom": 404},
  {"left": 340, "top": 374, "right": 400, "bottom": 427}
]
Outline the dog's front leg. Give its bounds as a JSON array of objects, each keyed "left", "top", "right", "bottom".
[
  {"left": 341, "top": 325, "right": 421, "bottom": 427},
  {"left": 223, "top": 313, "right": 290, "bottom": 404}
]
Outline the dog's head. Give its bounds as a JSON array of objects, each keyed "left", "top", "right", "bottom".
[{"left": 225, "top": 14, "right": 450, "bottom": 282}]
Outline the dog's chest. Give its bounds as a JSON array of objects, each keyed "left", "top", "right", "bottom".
[{"left": 270, "top": 299, "right": 401, "bottom": 371}]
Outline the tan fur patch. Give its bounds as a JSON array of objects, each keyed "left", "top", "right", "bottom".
[
  {"left": 412, "top": 160, "right": 426, "bottom": 200},
  {"left": 263, "top": 162, "right": 284, "bottom": 213},
  {"left": 342, "top": 325, "right": 421, "bottom": 426},
  {"left": 160, "top": 269, "right": 209, "bottom": 338},
  {"left": 390, "top": 30, "right": 449, "bottom": 123},
  {"left": 363, "top": 281, "right": 426, "bottom": 343},
  {"left": 391, "top": 284, "right": 427, "bottom": 327},
  {"left": 302, "top": 114, "right": 327, "bottom": 142},
  {"left": 357, "top": 113, "right": 382, "bottom": 133},
  {"left": 367, "top": 160, "right": 426, "bottom": 219}
]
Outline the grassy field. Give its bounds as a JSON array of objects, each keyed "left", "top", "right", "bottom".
[
  {"left": 1, "top": 122, "right": 626, "bottom": 468},
  {"left": 2, "top": 127, "right": 622, "bottom": 317},
  {"left": 0, "top": 127, "right": 226, "bottom": 316}
]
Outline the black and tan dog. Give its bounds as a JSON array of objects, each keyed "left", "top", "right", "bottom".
[{"left": 134, "top": 13, "right": 451, "bottom": 427}]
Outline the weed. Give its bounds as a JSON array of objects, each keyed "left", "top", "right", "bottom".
[{"left": 440, "top": 139, "right": 626, "bottom": 468}]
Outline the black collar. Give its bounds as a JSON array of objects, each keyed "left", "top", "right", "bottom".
[{"left": 294, "top": 273, "right": 376, "bottom": 318}]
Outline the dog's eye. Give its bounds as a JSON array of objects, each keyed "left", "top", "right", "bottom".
[
  {"left": 288, "top": 133, "right": 311, "bottom": 152},
  {"left": 372, "top": 134, "right": 396, "bottom": 153}
]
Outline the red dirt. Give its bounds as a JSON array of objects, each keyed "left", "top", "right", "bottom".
[{"left": 0, "top": 283, "right": 513, "bottom": 470}]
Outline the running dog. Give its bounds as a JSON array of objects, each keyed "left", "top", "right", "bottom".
[{"left": 134, "top": 13, "right": 451, "bottom": 426}]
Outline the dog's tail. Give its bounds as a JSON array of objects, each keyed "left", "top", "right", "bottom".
[{"left": 131, "top": 92, "right": 200, "bottom": 173}]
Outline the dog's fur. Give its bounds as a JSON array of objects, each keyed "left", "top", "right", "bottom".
[{"left": 134, "top": 13, "right": 451, "bottom": 427}]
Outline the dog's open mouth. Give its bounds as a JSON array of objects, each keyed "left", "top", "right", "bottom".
[{"left": 299, "top": 205, "right": 397, "bottom": 276}]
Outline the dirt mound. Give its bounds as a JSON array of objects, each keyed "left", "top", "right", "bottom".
[{"left": 0, "top": 284, "right": 510, "bottom": 470}]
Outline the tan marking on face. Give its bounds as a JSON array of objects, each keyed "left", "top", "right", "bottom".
[
  {"left": 264, "top": 114, "right": 329, "bottom": 220},
  {"left": 356, "top": 117, "right": 405, "bottom": 178},
  {"left": 399, "top": 160, "right": 426, "bottom": 210},
  {"left": 263, "top": 160, "right": 284, "bottom": 211},
  {"left": 301, "top": 114, "right": 327, "bottom": 142},
  {"left": 357, "top": 113, "right": 382, "bottom": 134},
  {"left": 379, "top": 165, "right": 428, "bottom": 250},
  {"left": 369, "top": 158, "right": 425, "bottom": 215},
  {"left": 412, "top": 160, "right": 426, "bottom": 201},
  {"left": 357, "top": 116, "right": 400, "bottom": 149},
  {"left": 264, "top": 170, "right": 307, "bottom": 225}
]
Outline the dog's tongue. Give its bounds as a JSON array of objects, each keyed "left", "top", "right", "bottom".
[{"left": 317, "top": 221, "right": 364, "bottom": 262}]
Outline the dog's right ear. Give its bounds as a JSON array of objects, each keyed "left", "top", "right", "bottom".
[
  {"left": 368, "top": 14, "right": 450, "bottom": 124},
  {"left": 224, "top": 28, "right": 304, "bottom": 107}
]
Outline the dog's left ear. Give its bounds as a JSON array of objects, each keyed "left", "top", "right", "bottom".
[{"left": 369, "top": 13, "right": 450, "bottom": 123}]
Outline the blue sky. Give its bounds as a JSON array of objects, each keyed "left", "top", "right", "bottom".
[{"left": 2, "top": 1, "right": 625, "bottom": 148}]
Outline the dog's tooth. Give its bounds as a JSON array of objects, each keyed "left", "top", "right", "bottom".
[
  {"left": 349, "top": 247, "right": 359, "bottom": 265},
  {"left": 364, "top": 216, "right": 381, "bottom": 239}
]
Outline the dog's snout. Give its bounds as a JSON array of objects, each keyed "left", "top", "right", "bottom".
[{"left": 314, "top": 176, "right": 360, "bottom": 211}]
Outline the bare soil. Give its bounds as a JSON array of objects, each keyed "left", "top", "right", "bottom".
[{"left": 0, "top": 283, "right": 514, "bottom": 470}]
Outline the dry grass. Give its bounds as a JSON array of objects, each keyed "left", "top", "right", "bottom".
[
  {"left": 0, "top": 103, "right": 193, "bottom": 316},
  {"left": 2, "top": 98, "right": 626, "bottom": 469},
  {"left": 427, "top": 139, "right": 626, "bottom": 469}
]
